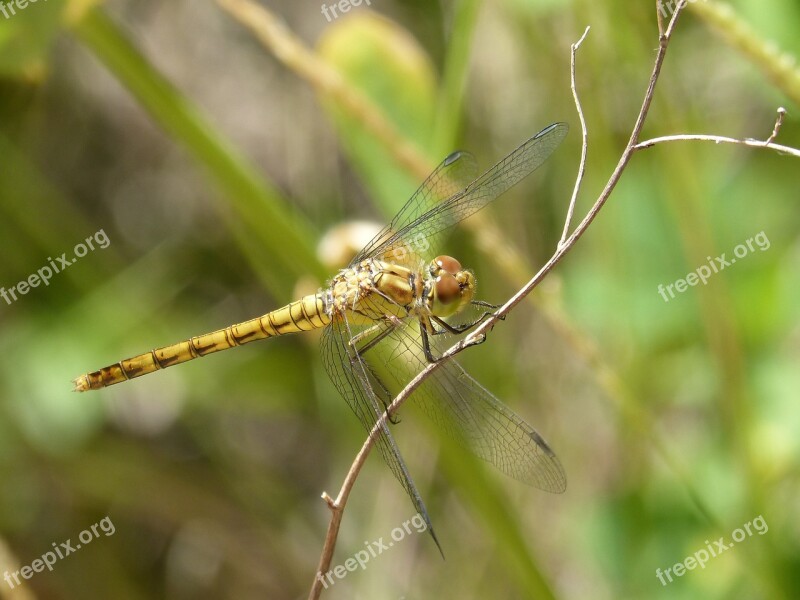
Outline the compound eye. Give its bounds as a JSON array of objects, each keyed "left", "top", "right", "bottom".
[
  {"left": 435, "top": 273, "right": 461, "bottom": 305},
  {"left": 434, "top": 255, "right": 462, "bottom": 275}
]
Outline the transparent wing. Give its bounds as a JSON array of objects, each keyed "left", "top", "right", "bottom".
[
  {"left": 320, "top": 303, "right": 443, "bottom": 551},
  {"left": 421, "top": 362, "right": 565, "bottom": 491},
  {"left": 380, "top": 323, "right": 566, "bottom": 492},
  {"left": 352, "top": 148, "right": 478, "bottom": 265},
  {"left": 353, "top": 122, "right": 568, "bottom": 266}
]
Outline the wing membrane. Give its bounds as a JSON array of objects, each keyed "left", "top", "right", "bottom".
[
  {"left": 354, "top": 122, "right": 568, "bottom": 266},
  {"left": 352, "top": 148, "right": 478, "bottom": 265},
  {"left": 379, "top": 322, "right": 566, "bottom": 492}
]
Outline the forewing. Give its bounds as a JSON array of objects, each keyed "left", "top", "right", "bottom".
[
  {"left": 352, "top": 148, "right": 478, "bottom": 265},
  {"left": 356, "top": 122, "right": 568, "bottom": 266}
]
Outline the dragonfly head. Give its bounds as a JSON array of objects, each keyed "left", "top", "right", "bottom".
[{"left": 428, "top": 255, "right": 475, "bottom": 317}]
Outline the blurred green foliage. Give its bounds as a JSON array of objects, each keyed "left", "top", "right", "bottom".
[{"left": 0, "top": 0, "right": 798, "bottom": 599}]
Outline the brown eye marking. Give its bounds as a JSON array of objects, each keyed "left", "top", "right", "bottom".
[
  {"left": 435, "top": 273, "right": 461, "bottom": 305},
  {"left": 434, "top": 255, "right": 461, "bottom": 274}
]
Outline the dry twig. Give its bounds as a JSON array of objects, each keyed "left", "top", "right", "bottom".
[
  {"left": 559, "top": 25, "right": 591, "bottom": 249},
  {"left": 634, "top": 107, "right": 798, "bottom": 157}
]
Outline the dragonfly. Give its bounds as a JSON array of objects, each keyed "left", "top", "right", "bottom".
[{"left": 73, "top": 122, "right": 569, "bottom": 550}]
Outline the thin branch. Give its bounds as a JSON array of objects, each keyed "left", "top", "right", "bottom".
[
  {"left": 635, "top": 107, "right": 798, "bottom": 157},
  {"left": 635, "top": 133, "right": 800, "bottom": 158},
  {"left": 309, "top": 418, "right": 388, "bottom": 600},
  {"left": 559, "top": 26, "right": 591, "bottom": 249},
  {"left": 766, "top": 106, "right": 786, "bottom": 144}
]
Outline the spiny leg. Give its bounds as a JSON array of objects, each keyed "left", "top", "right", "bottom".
[
  {"left": 430, "top": 315, "right": 480, "bottom": 335},
  {"left": 420, "top": 316, "right": 489, "bottom": 363},
  {"left": 348, "top": 315, "right": 404, "bottom": 356},
  {"left": 471, "top": 300, "right": 500, "bottom": 309},
  {"left": 428, "top": 299, "right": 505, "bottom": 337},
  {"left": 471, "top": 299, "right": 506, "bottom": 317}
]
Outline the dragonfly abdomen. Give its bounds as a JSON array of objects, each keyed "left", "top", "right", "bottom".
[{"left": 73, "top": 293, "right": 329, "bottom": 392}]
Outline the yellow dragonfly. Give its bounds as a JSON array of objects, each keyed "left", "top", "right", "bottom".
[{"left": 74, "top": 122, "right": 568, "bottom": 548}]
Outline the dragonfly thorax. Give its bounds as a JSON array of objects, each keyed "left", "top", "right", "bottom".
[
  {"left": 326, "top": 256, "right": 475, "bottom": 323},
  {"left": 327, "top": 259, "right": 416, "bottom": 324},
  {"left": 328, "top": 262, "right": 381, "bottom": 314}
]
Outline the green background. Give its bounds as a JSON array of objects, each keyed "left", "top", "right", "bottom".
[{"left": 0, "top": 0, "right": 797, "bottom": 598}]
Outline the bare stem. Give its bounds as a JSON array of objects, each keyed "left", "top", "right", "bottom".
[
  {"left": 635, "top": 132, "right": 800, "bottom": 158},
  {"left": 308, "top": 422, "right": 387, "bottom": 600},
  {"left": 559, "top": 26, "right": 591, "bottom": 249},
  {"left": 766, "top": 106, "right": 786, "bottom": 144},
  {"left": 635, "top": 107, "right": 797, "bottom": 156}
]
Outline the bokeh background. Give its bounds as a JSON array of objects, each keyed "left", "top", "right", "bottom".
[{"left": 1, "top": 0, "right": 798, "bottom": 598}]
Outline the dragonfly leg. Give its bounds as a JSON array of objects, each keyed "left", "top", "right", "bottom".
[
  {"left": 428, "top": 301, "right": 503, "bottom": 337},
  {"left": 430, "top": 315, "right": 479, "bottom": 335},
  {"left": 348, "top": 315, "right": 403, "bottom": 356},
  {"left": 471, "top": 299, "right": 506, "bottom": 320},
  {"left": 419, "top": 323, "right": 439, "bottom": 363},
  {"left": 470, "top": 300, "right": 506, "bottom": 325},
  {"left": 420, "top": 318, "right": 489, "bottom": 363}
]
